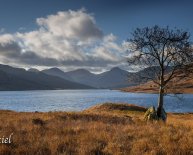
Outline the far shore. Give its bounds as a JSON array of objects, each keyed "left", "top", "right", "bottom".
[{"left": 120, "top": 86, "right": 193, "bottom": 94}]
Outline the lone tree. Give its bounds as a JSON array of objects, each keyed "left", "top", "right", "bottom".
[{"left": 127, "top": 25, "right": 193, "bottom": 120}]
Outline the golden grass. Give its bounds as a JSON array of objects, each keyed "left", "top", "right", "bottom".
[{"left": 0, "top": 103, "right": 193, "bottom": 155}]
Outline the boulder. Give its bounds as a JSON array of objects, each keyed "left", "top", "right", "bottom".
[
  {"left": 144, "top": 106, "right": 158, "bottom": 121},
  {"left": 144, "top": 106, "right": 167, "bottom": 121}
]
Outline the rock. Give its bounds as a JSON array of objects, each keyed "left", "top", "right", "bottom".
[
  {"left": 144, "top": 106, "right": 158, "bottom": 121},
  {"left": 144, "top": 106, "right": 167, "bottom": 121}
]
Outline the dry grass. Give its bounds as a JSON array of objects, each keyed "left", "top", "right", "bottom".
[{"left": 0, "top": 103, "right": 193, "bottom": 155}]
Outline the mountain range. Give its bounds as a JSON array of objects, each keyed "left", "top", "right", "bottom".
[
  {"left": 42, "top": 67, "right": 138, "bottom": 89},
  {"left": 0, "top": 64, "right": 92, "bottom": 90},
  {"left": 0, "top": 63, "right": 190, "bottom": 92},
  {"left": 0, "top": 64, "right": 155, "bottom": 91}
]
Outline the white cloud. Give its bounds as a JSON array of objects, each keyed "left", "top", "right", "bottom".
[
  {"left": 36, "top": 9, "right": 103, "bottom": 41},
  {"left": 0, "top": 34, "right": 14, "bottom": 45},
  {"left": 0, "top": 9, "right": 126, "bottom": 72}
]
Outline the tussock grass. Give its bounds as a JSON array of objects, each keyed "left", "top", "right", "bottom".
[{"left": 0, "top": 103, "right": 192, "bottom": 154}]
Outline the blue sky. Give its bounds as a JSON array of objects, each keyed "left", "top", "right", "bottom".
[
  {"left": 0, "top": 0, "right": 192, "bottom": 72},
  {"left": 1, "top": 0, "right": 193, "bottom": 41}
]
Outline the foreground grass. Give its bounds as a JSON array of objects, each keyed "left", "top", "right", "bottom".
[{"left": 0, "top": 103, "right": 193, "bottom": 155}]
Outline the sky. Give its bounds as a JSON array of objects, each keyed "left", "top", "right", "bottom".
[{"left": 0, "top": 0, "right": 192, "bottom": 72}]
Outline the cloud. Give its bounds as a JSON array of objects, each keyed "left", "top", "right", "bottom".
[
  {"left": 0, "top": 9, "right": 126, "bottom": 72},
  {"left": 36, "top": 9, "right": 103, "bottom": 41}
]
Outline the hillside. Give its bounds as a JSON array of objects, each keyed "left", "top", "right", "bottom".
[
  {"left": 0, "top": 64, "right": 92, "bottom": 90},
  {"left": 122, "top": 69, "right": 193, "bottom": 94},
  {"left": 0, "top": 103, "right": 193, "bottom": 154}
]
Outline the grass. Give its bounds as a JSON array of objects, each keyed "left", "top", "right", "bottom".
[{"left": 0, "top": 103, "right": 193, "bottom": 154}]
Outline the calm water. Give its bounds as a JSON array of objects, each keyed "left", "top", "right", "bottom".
[{"left": 0, "top": 89, "right": 193, "bottom": 112}]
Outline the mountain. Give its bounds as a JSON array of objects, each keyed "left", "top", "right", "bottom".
[
  {"left": 28, "top": 68, "right": 39, "bottom": 73},
  {"left": 0, "top": 64, "right": 93, "bottom": 90},
  {"left": 96, "top": 67, "right": 135, "bottom": 88},
  {"left": 42, "top": 67, "right": 138, "bottom": 89},
  {"left": 64, "top": 69, "right": 98, "bottom": 86},
  {"left": 42, "top": 67, "right": 72, "bottom": 80},
  {"left": 43, "top": 68, "right": 99, "bottom": 87}
]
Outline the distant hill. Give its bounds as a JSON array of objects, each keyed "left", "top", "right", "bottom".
[
  {"left": 121, "top": 66, "right": 193, "bottom": 94},
  {"left": 0, "top": 64, "right": 93, "bottom": 90},
  {"left": 42, "top": 67, "right": 139, "bottom": 89}
]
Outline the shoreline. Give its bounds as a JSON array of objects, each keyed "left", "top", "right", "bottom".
[
  {"left": 120, "top": 88, "right": 193, "bottom": 94},
  {"left": 1, "top": 102, "right": 193, "bottom": 114}
]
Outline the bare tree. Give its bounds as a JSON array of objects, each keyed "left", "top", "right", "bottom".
[{"left": 127, "top": 25, "right": 193, "bottom": 120}]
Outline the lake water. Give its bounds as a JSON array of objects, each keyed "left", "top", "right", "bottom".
[{"left": 0, "top": 89, "right": 193, "bottom": 113}]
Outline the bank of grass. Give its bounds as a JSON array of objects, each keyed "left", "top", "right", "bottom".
[{"left": 0, "top": 103, "right": 193, "bottom": 154}]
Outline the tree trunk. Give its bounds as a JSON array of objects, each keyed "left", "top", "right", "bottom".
[
  {"left": 157, "top": 68, "right": 164, "bottom": 118},
  {"left": 157, "top": 86, "right": 164, "bottom": 118}
]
